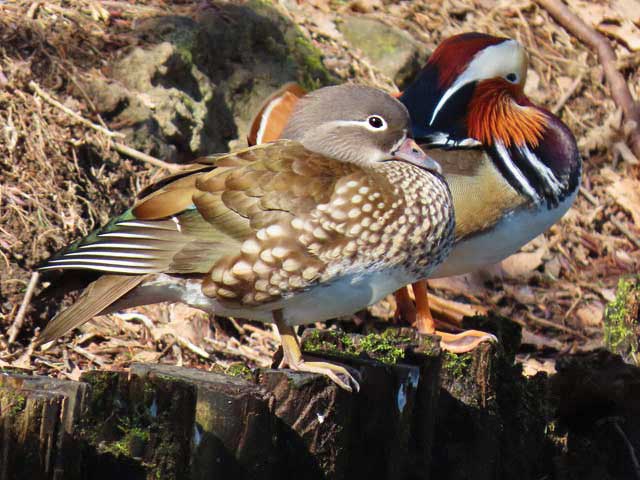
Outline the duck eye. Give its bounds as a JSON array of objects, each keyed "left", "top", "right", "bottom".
[
  {"left": 367, "top": 115, "right": 386, "bottom": 130},
  {"left": 506, "top": 73, "right": 519, "bottom": 83}
]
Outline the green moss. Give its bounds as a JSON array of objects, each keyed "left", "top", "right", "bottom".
[
  {"left": 100, "top": 419, "right": 150, "bottom": 458},
  {"left": 604, "top": 276, "right": 640, "bottom": 363},
  {"left": 225, "top": 363, "right": 253, "bottom": 380},
  {"left": 303, "top": 329, "right": 407, "bottom": 365},
  {"left": 358, "top": 331, "right": 406, "bottom": 364},
  {"left": 443, "top": 351, "right": 472, "bottom": 380},
  {"left": 292, "top": 36, "right": 328, "bottom": 91},
  {"left": 1, "top": 389, "right": 27, "bottom": 417}
]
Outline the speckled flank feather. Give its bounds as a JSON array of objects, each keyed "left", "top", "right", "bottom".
[
  {"left": 39, "top": 139, "right": 453, "bottom": 312},
  {"left": 199, "top": 154, "right": 454, "bottom": 308}
]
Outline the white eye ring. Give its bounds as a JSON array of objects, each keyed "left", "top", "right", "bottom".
[
  {"left": 505, "top": 72, "right": 519, "bottom": 84},
  {"left": 365, "top": 115, "right": 387, "bottom": 131}
]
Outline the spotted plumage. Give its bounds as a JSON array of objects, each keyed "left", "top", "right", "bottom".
[{"left": 38, "top": 84, "right": 454, "bottom": 391}]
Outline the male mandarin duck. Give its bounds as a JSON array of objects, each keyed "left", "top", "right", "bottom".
[
  {"left": 247, "top": 33, "right": 581, "bottom": 353},
  {"left": 38, "top": 85, "right": 454, "bottom": 392}
]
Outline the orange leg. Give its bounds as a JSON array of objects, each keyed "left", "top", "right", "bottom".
[
  {"left": 410, "top": 281, "right": 497, "bottom": 354},
  {"left": 393, "top": 286, "right": 417, "bottom": 325}
]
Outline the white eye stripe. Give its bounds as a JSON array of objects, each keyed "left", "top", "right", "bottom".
[
  {"left": 325, "top": 116, "right": 388, "bottom": 132},
  {"left": 430, "top": 39, "right": 523, "bottom": 126}
]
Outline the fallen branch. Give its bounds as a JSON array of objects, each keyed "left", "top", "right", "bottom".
[
  {"left": 29, "top": 80, "right": 124, "bottom": 139},
  {"left": 8, "top": 272, "right": 40, "bottom": 344},
  {"left": 29, "top": 80, "right": 186, "bottom": 172},
  {"left": 113, "top": 142, "right": 188, "bottom": 173},
  {"left": 535, "top": 0, "right": 640, "bottom": 158}
]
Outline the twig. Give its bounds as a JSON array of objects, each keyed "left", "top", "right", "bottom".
[
  {"left": 113, "top": 142, "right": 187, "bottom": 172},
  {"left": 29, "top": 80, "right": 185, "bottom": 172},
  {"left": 8, "top": 271, "right": 40, "bottom": 344},
  {"left": 525, "top": 311, "right": 588, "bottom": 338},
  {"left": 71, "top": 345, "right": 107, "bottom": 367},
  {"left": 535, "top": 0, "right": 640, "bottom": 158},
  {"left": 29, "top": 81, "right": 124, "bottom": 138},
  {"left": 175, "top": 335, "right": 211, "bottom": 360},
  {"left": 613, "top": 141, "right": 639, "bottom": 166},
  {"left": 579, "top": 185, "right": 640, "bottom": 248},
  {"left": 552, "top": 71, "right": 584, "bottom": 114},
  {"left": 610, "top": 217, "right": 640, "bottom": 249},
  {"left": 579, "top": 186, "right": 598, "bottom": 206}
]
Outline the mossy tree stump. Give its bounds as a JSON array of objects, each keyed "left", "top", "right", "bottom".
[{"left": 3, "top": 319, "right": 624, "bottom": 480}]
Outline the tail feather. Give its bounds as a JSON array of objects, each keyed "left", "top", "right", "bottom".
[{"left": 38, "top": 274, "right": 145, "bottom": 345}]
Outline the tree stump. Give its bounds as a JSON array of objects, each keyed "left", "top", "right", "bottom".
[
  {"left": 0, "top": 373, "right": 89, "bottom": 480},
  {"left": 3, "top": 321, "right": 634, "bottom": 480}
]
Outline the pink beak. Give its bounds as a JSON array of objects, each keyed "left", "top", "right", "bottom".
[{"left": 392, "top": 138, "right": 442, "bottom": 174}]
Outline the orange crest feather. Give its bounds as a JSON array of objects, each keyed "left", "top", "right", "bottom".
[{"left": 467, "top": 79, "right": 547, "bottom": 148}]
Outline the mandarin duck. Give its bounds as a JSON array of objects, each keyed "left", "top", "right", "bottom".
[
  {"left": 247, "top": 33, "right": 581, "bottom": 353},
  {"left": 37, "top": 85, "right": 454, "bottom": 391}
]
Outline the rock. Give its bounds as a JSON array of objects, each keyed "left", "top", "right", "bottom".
[
  {"left": 82, "top": 1, "right": 335, "bottom": 163},
  {"left": 337, "top": 16, "right": 427, "bottom": 87}
]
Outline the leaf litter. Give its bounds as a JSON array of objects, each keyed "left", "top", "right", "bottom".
[{"left": 1, "top": 0, "right": 639, "bottom": 379}]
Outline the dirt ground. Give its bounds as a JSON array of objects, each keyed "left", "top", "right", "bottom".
[{"left": 1, "top": 0, "right": 639, "bottom": 378}]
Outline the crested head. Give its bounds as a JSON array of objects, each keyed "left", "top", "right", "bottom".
[
  {"left": 281, "top": 85, "right": 416, "bottom": 167},
  {"left": 401, "top": 32, "right": 543, "bottom": 149},
  {"left": 402, "top": 33, "right": 581, "bottom": 207},
  {"left": 281, "top": 85, "right": 410, "bottom": 161}
]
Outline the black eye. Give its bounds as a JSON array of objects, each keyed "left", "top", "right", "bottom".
[
  {"left": 506, "top": 73, "right": 518, "bottom": 83},
  {"left": 368, "top": 115, "right": 385, "bottom": 129}
]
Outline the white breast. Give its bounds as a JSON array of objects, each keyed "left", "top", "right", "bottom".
[{"left": 431, "top": 190, "right": 577, "bottom": 278}]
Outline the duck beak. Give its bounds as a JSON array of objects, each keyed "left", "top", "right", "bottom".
[{"left": 392, "top": 138, "right": 442, "bottom": 174}]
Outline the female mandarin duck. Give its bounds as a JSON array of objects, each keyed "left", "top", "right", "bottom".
[
  {"left": 248, "top": 33, "right": 581, "bottom": 353},
  {"left": 38, "top": 85, "right": 454, "bottom": 392}
]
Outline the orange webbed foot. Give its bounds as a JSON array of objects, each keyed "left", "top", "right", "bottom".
[{"left": 434, "top": 329, "right": 498, "bottom": 354}]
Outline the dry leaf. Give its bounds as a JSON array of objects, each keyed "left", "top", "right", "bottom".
[
  {"left": 598, "top": 20, "right": 640, "bottom": 51},
  {"left": 612, "top": 0, "right": 640, "bottom": 25},
  {"left": 428, "top": 272, "right": 488, "bottom": 298},
  {"left": 132, "top": 350, "right": 163, "bottom": 363},
  {"left": 519, "top": 355, "right": 557, "bottom": 376},
  {"left": 575, "top": 301, "right": 605, "bottom": 327},
  {"left": 500, "top": 244, "right": 547, "bottom": 279},
  {"left": 556, "top": 75, "right": 574, "bottom": 91},
  {"left": 603, "top": 168, "right": 640, "bottom": 224}
]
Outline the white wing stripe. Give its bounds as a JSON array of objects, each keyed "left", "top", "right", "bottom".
[
  {"left": 99, "top": 232, "right": 160, "bottom": 240},
  {"left": 63, "top": 251, "right": 157, "bottom": 259},
  {"left": 47, "top": 258, "right": 157, "bottom": 268},
  {"left": 495, "top": 141, "right": 538, "bottom": 201},
  {"left": 79, "top": 243, "right": 160, "bottom": 250},
  {"left": 39, "top": 264, "right": 157, "bottom": 274},
  {"left": 519, "top": 146, "right": 562, "bottom": 195}
]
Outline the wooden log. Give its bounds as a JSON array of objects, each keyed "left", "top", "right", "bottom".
[
  {"left": 0, "top": 372, "right": 89, "bottom": 480},
  {"left": 431, "top": 314, "right": 556, "bottom": 480},
  {"left": 0, "top": 321, "right": 575, "bottom": 480},
  {"left": 130, "top": 363, "right": 279, "bottom": 480},
  {"left": 77, "top": 369, "right": 197, "bottom": 479},
  {"left": 297, "top": 327, "right": 442, "bottom": 480}
]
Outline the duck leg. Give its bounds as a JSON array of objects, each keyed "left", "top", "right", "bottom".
[
  {"left": 273, "top": 310, "right": 359, "bottom": 392},
  {"left": 398, "top": 281, "right": 496, "bottom": 354}
]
